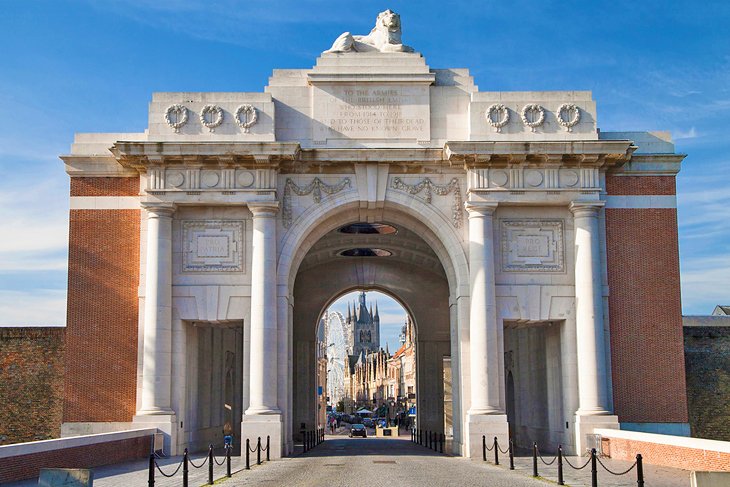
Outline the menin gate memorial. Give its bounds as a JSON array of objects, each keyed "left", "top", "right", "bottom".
[{"left": 60, "top": 10, "right": 688, "bottom": 458}]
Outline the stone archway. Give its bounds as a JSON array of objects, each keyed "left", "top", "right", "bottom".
[{"left": 279, "top": 198, "right": 470, "bottom": 455}]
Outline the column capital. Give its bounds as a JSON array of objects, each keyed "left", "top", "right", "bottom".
[
  {"left": 465, "top": 201, "right": 499, "bottom": 217},
  {"left": 569, "top": 200, "right": 604, "bottom": 217},
  {"left": 141, "top": 201, "right": 176, "bottom": 217},
  {"left": 248, "top": 202, "right": 279, "bottom": 218}
]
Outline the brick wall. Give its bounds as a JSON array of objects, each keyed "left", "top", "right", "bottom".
[
  {"left": 605, "top": 175, "right": 688, "bottom": 423},
  {"left": 603, "top": 434, "right": 730, "bottom": 472},
  {"left": 64, "top": 203, "right": 140, "bottom": 422},
  {"left": 70, "top": 176, "right": 139, "bottom": 197},
  {"left": 0, "top": 328, "right": 65, "bottom": 445},
  {"left": 0, "top": 433, "right": 152, "bottom": 483},
  {"left": 684, "top": 324, "right": 730, "bottom": 441}
]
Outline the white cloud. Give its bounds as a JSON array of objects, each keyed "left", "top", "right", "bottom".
[
  {"left": 674, "top": 127, "right": 698, "bottom": 140},
  {"left": 681, "top": 256, "right": 730, "bottom": 314},
  {"left": 0, "top": 289, "right": 66, "bottom": 326}
]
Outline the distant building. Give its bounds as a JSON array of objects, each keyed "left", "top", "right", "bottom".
[
  {"left": 341, "top": 298, "right": 417, "bottom": 424},
  {"left": 712, "top": 305, "right": 730, "bottom": 316},
  {"left": 347, "top": 292, "right": 380, "bottom": 357}
]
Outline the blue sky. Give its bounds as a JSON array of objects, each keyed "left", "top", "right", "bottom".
[{"left": 0, "top": 1, "right": 728, "bottom": 326}]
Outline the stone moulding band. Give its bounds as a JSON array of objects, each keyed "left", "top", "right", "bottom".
[
  {"left": 390, "top": 177, "right": 463, "bottom": 228},
  {"left": 282, "top": 177, "right": 352, "bottom": 228}
]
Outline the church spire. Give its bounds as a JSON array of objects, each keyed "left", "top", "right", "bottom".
[
  {"left": 347, "top": 302, "right": 351, "bottom": 321},
  {"left": 374, "top": 301, "right": 379, "bottom": 320}
]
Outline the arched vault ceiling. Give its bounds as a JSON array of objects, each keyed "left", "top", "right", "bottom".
[{"left": 297, "top": 223, "right": 444, "bottom": 278}]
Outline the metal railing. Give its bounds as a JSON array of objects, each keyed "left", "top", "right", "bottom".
[
  {"left": 480, "top": 436, "right": 645, "bottom": 487},
  {"left": 410, "top": 428, "right": 445, "bottom": 453},
  {"left": 148, "top": 436, "right": 273, "bottom": 486},
  {"left": 302, "top": 427, "right": 325, "bottom": 453}
]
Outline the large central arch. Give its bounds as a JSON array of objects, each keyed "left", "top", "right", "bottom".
[{"left": 277, "top": 193, "right": 471, "bottom": 455}]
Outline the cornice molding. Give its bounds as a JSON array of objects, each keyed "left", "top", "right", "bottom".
[
  {"left": 444, "top": 140, "right": 637, "bottom": 168},
  {"left": 110, "top": 141, "right": 301, "bottom": 170}
]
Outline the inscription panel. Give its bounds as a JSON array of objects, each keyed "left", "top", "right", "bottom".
[
  {"left": 312, "top": 85, "right": 430, "bottom": 141},
  {"left": 183, "top": 220, "right": 244, "bottom": 273},
  {"left": 501, "top": 219, "right": 564, "bottom": 272}
]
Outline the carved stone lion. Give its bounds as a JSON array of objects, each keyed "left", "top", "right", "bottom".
[{"left": 324, "top": 9, "right": 414, "bottom": 53}]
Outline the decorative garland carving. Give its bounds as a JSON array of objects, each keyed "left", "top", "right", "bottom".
[
  {"left": 391, "top": 177, "right": 463, "bottom": 228},
  {"left": 520, "top": 104, "right": 545, "bottom": 132},
  {"left": 282, "top": 177, "right": 352, "bottom": 228},
  {"left": 556, "top": 103, "right": 580, "bottom": 132},
  {"left": 164, "top": 104, "right": 188, "bottom": 132},
  {"left": 235, "top": 104, "right": 258, "bottom": 133},
  {"left": 485, "top": 104, "right": 509, "bottom": 133},
  {"left": 199, "top": 105, "right": 224, "bottom": 132}
]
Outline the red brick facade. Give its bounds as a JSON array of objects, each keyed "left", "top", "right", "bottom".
[
  {"left": 0, "top": 434, "right": 152, "bottom": 483},
  {"left": 605, "top": 175, "right": 676, "bottom": 196},
  {"left": 64, "top": 205, "right": 140, "bottom": 422},
  {"left": 0, "top": 328, "right": 65, "bottom": 444},
  {"left": 604, "top": 435, "right": 730, "bottom": 472},
  {"left": 605, "top": 174, "right": 688, "bottom": 423},
  {"left": 70, "top": 176, "right": 139, "bottom": 197}
]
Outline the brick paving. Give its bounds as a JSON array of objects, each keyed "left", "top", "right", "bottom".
[{"left": 5, "top": 434, "right": 693, "bottom": 486}]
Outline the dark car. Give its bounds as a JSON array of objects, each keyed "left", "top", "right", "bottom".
[
  {"left": 349, "top": 424, "right": 367, "bottom": 438},
  {"left": 362, "top": 417, "right": 374, "bottom": 428}
]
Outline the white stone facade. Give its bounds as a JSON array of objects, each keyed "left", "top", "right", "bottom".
[{"left": 61, "top": 47, "right": 686, "bottom": 459}]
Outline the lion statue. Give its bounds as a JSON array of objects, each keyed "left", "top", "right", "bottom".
[{"left": 324, "top": 9, "right": 414, "bottom": 53}]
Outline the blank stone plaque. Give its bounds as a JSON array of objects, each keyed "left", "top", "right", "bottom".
[
  {"left": 501, "top": 219, "right": 564, "bottom": 272},
  {"left": 183, "top": 220, "right": 244, "bottom": 272}
]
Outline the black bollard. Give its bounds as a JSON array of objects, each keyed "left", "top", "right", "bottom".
[
  {"left": 636, "top": 453, "right": 644, "bottom": 487},
  {"left": 591, "top": 448, "right": 597, "bottom": 487},
  {"left": 557, "top": 445, "right": 564, "bottom": 485},
  {"left": 226, "top": 445, "right": 231, "bottom": 478},
  {"left": 246, "top": 439, "right": 251, "bottom": 469},
  {"left": 267, "top": 435, "right": 271, "bottom": 461},
  {"left": 494, "top": 437, "right": 499, "bottom": 465},
  {"left": 257, "top": 436, "right": 262, "bottom": 465},
  {"left": 411, "top": 429, "right": 414, "bottom": 442},
  {"left": 509, "top": 439, "right": 514, "bottom": 470},
  {"left": 148, "top": 453, "right": 155, "bottom": 487},
  {"left": 482, "top": 435, "right": 487, "bottom": 461},
  {"left": 428, "top": 431, "right": 432, "bottom": 450},
  {"left": 532, "top": 442, "right": 538, "bottom": 477},
  {"left": 208, "top": 444, "right": 214, "bottom": 485},
  {"left": 183, "top": 448, "right": 189, "bottom": 487}
]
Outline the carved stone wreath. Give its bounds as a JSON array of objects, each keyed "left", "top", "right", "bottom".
[
  {"left": 235, "top": 104, "right": 258, "bottom": 133},
  {"left": 486, "top": 104, "right": 510, "bottom": 133},
  {"left": 199, "top": 105, "right": 224, "bottom": 132},
  {"left": 282, "top": 177, "right": 352, "bottom": 228},
  {"left": 391, "top": 177, "right": 463, "bottom": 228},
  {"left": 520, "top": 104, "right": 545, "bottom": 132},
  {"left": 165, "top": 104, "right": 188, "bottom": 132},
  {"left": 556, "top": 103, "right": 581, "bottom": 132}
]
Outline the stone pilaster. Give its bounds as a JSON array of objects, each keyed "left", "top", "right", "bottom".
[
  {"left": 134, "top": 202, "right": 178, "bottom": 453},
  {"left": 569, "top": 201, "right": 618, "bottom": 452},
  {"left": 465, "top": 202, "right": 509, "bottom": 458},
  {"left": 241, "top": 202, "right": 283, "bottom": 458}
]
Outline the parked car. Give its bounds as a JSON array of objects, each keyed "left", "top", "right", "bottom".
[
  {"left": 350, "top": 424, "right": 367, "bottom": 438},
  {"left": 362, "top": 418, "right": 374, "bottom": 428}
]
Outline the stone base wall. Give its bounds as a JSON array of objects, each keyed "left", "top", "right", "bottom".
[
  {"left": 684, "top": 321, "right": 730, "bottom": 441},
  {"left": 605, "top": 174, "right": 688, "bottom": 424},
  {"left": 598, "top": 429, "right": 730, "bottom": 472},
  {"left": 0, "top": 430, "right": 153, "bottom": 483},
  {"left": 0, "top": 328, "right": 65, "bottom": 445}
]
